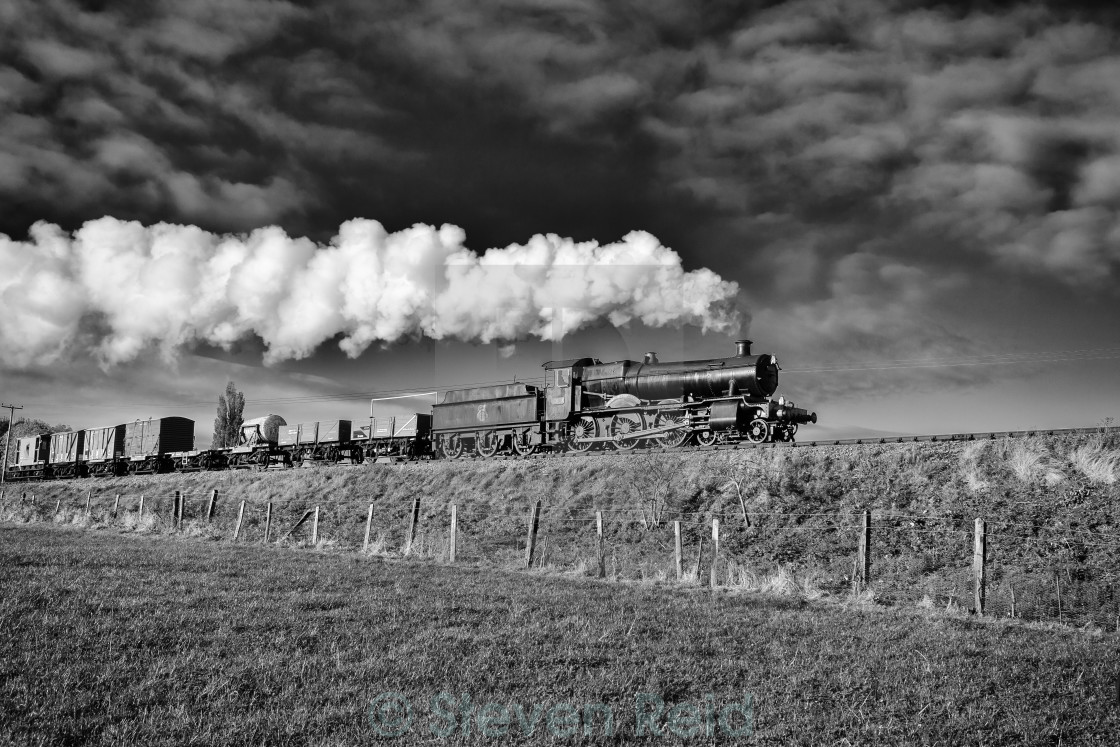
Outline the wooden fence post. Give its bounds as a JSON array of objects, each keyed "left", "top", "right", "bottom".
[
  {"left": 363, "top": 503, "right": 374, "bottom": 553},
  {"left": 113, "top": 494, "right": 120, "bottom": 518},
  {"left": 138, "top": 494, "right": 145, "bottom": 521},
  {"left": 710, "top": 518, "right": 720, "bottom": 588},
  {"left": 525, "top": 500, "right": 541, "bottom": 569},
  {"left": 233, "top": 500, "right": 246, "bottom": 540},
  {"left": 206, "top": 490, "right": 217, "bottom": 523},
  {"left": 85, "top": 490, "right": 91, "bottom": 515},
  {"left": 54, "top": 497, "right": 61, "bottom": 514},
  {"left": 858, "top": 510, "right": 871, "bottom": 586},
  {"left": 674, "top": 521, "right": 683, "bottom": 581},
  {"left": 264, "top": 502, "right": 273, "bottom": 543},
  {"left": 973, "top": 517, "right": 986, "bottom": 615},
  {"left": 1055, "top": 572, "right": 1062, "bottom": 625},
  {"left": 405, "top": 497, "right": 420, "bottom": 555},
  {"left": 693, "top": 537, "right": 704, "bottom": 580},
  {"left": 311, "top": 506, "right": 320, "bottom": 545},
  {"left": 596, "top": 511, "right": 606, "bottom": 578},
  {"left": 174, "top": 490, "right": 182, "bottom": 529},
  {"left": 448, "top": 504, "right": 457, "bottom": 563}
]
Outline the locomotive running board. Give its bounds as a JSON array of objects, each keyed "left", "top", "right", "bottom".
[{"left": 574, "top": 422, "right": 689, "bottom": 444}]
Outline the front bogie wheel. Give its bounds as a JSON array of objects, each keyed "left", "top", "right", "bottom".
[
  {"left": 746, "top": 418, "right": 770, "bottom": 443},
  {"left": 695, "top": 430, "right": 717, "bottom": 447}
]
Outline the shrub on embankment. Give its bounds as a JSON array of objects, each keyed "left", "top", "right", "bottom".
[{"left": 3, "top": 430, "right": 1119, "bottom": 625}]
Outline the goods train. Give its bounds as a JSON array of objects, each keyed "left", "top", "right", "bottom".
[{"left": 3, "top": 340, "right": 815, "bottom": 480}]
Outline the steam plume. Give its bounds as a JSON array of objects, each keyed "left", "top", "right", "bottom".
[{"left": 0, "top": 217, "right": 742, "bottom": 367}]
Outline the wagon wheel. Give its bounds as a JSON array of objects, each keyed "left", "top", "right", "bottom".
[
  {"left": 746, "top": 418, "right": 770, "bottom": 444},
  {"left": 475, "top": 430, "right": 500, "bottom": 458},
  {"left": 567, "top": 415, "right": 597, "bottom": 452},
  {"left": 695, "top": 430, "right": 717, "bottom": 447},
  {"left": 510, "top": 428, "right": 537, "bottom": 456},
  {"left": 442, "top": 434, "right": 464, "bottom": 459},
  {"left": 609, "top": 412, "right": 645, "bottom": 451},
  {"left": 328, "top": 446, "right": 341, "bottom": 463},
  {"left": 654, "top": 411, "right": 691, "bottom": 448},
  {"left": 127, "top": 462, "right": 139, "bottom": 475}
]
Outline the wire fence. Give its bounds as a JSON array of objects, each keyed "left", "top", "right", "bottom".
[{"left": 2, "top": 486, "right": 1118, "bottom": 632}]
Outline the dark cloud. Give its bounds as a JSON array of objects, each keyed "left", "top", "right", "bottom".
[{"left": 1, "top": 0, "right": 1119, "bottom": 410}]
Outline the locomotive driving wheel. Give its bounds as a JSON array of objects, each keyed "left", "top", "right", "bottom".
[
  {"left": 567, "top": 415, "right": 597, "bottom": 452},
  {"left": 441, "top": 434, "right": 464, "bottom": 459},
  {"left": 475, "top": 430, "right": 500, "bottom": 458},
  {"left": 654, "top": 411, "right": 690, "bottom": 448},
  {"left": 746, "top": 418, "right": 770, "bottom": 443},
  {"left": 609, "top": 413, "right": 645, "bottom": 450}
]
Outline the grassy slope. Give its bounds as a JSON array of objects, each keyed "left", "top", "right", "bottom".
[
  {"left": 5, "top": 432, "right": 1120, "bottom": 621},
  {"left": 1, "top": 524, "right": 1118, "bottom": 746}
]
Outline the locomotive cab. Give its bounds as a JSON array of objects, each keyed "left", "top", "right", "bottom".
[{"left": 542, "top": 358, "right": 595, "bottom": 421}]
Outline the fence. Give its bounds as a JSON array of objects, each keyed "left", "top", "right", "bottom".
[{"left": 2, "top": 487, "right": 1118, "bottom": 631}]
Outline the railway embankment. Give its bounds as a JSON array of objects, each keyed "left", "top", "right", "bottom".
[{"left": 4, "top": 430, "right": 1119, "bottom": 626}]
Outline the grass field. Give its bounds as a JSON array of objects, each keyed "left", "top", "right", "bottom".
[
  {"left": 1, "top": 523, "right": 1118, "bottom": 745},
  {"left": 5, "top": 432, "right": 1120, "bottom": 627}
]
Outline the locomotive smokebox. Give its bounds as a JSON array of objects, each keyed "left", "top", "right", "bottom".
[{"left": 735, "top": 339, "right": 752, "bottom": 357}]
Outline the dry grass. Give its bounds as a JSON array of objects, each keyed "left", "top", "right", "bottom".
[
  {"left": 724, "top": 562, "right": 825, "bottom": 600},
  {"left": 1005, "top": 441, "right": 1047, "bottom": 483},
  {"left": 958, "top": 441, "right": 990, "bottom": 494},
  {"left": 1068, "top": 441, "right": 1120, "bottom": 485}
]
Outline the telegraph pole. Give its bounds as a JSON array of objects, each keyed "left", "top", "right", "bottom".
[{"left": 1, "top": 403, "right": 23, "bottom": 486}]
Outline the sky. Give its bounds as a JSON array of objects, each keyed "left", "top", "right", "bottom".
[{"left": 2, "top": 0, "right": 1120, "bottom": 444}]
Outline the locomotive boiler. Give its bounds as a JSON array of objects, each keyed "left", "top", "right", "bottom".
[{"left": 579, "top": 339, "right": 778, "bottom": 402}]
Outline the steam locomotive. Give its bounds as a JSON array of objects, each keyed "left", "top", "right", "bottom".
[
  {"left": 3, "top": 340, "right": 815, "bottom": 479},
  {"left": 430, "top": 339, "right": 816, "bottom": 458}
]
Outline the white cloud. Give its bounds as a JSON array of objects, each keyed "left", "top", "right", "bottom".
[{"left": 0, "top": 217, "right": 742, "bottom": 369}]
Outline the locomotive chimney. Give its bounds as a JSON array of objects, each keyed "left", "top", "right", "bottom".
[
  {"left": 643, "top": 352, "right": 659, "bottom": 364},
  {"left": 735, "top": 339, "right": 752, "bottom": 357}
]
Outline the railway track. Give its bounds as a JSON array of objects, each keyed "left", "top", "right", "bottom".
[
  {"left": 9, "top": 425, "right": 1118, "bottom": 481},
  {"left": 423, "top": 423, "right": 1120, "bottom": 463}
]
